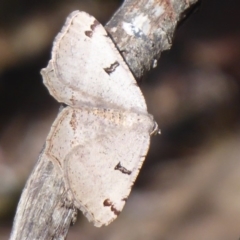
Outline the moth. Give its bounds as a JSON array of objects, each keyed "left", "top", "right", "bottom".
[{"left": 41, "top": 10, "right": 159, "bottom": 227}]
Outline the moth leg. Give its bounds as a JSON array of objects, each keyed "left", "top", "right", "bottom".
[{"left": 150, "top": 121, "right": 161, "bottom": 136}]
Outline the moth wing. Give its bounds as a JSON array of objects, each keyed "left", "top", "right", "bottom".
[
  {"left": 44, "top": 107, "right": 154, "bottom": 227},
  {"left": 65, "top": 116, "right": 152, "bottom": 227},
  {"left": 41, "top": 11, "right": 147, "bottom": 112},
  {"left": 45, "top": 107, "right": 154, "bottom": 227}
]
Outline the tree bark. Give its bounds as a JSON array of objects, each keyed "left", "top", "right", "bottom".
[
  {"left": 106, "top": 0, "right": 199, "bottom": 79},
  {"left": 10, "top": 0, "right": 199, "bottom": 239}
]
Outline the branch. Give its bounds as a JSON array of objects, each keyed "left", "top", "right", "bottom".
[
  {"left": 106, "top": 0, "right": 199, "bottom": 79},
  {"left": 10, "top": 0, "right": 198, "bottom": 239}
]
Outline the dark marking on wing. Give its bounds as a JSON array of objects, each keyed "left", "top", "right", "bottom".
[
  {"left": 103, "top": 199, "right": 112, "bottom": 207},
  {"left": 85, "top": 30, "right": 93, "bottom": 38},
  {"left": 114, "top": 162, "right": 132, "bottom": 175},
  {"left": 84, "top": 20, "right": 100, "bottom": 38},
  {"left": 104, "top": 61, "right": 119, "bottom": 75},
  {"left": 70, "top": 111, "right": 77, "bottom": 131},
  {"left": 90, "top": 20, "right": 100, "bottom": 31},
  {"left": 103, "top": 199, "right": 121, "bottom": 216},
  {"left": 111, "top": 205, "right": 120, "bottom": 216}
]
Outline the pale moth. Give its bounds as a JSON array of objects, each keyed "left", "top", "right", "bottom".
[{"left": 41, "top": 10, "right": 159, "bottom": 227}]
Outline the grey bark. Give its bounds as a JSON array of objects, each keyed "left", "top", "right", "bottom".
[
  {"left": 106, "top": 0, "right": 199, "bottom": 79},
  {"left": 10, "top": 0, "right": 199, "bottom": 239}
]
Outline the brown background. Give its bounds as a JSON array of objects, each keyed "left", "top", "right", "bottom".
[{"left": 1, "top": 0, "right": 240, "bottom": 239}]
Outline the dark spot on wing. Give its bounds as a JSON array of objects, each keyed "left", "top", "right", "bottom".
[
  {"left": 85, "top": 20, "right": 100, "bottom": 38},
  {"left": 103, "top": 199, "right": 121, "bottom": 216},
  {"left": 85, "top": 30, "right": 93, "bottom": 38},
  {"left": 70, "top": 111, "right": 77, "bottom": 131},
  {"left": 90, "top": 20, "right": 100, "bottom": 31},
  {"left": 104, "top": 61, "right": 120, "bottom": 75},
  {"left": 103, "top": 199, "right": 112, "bottom": 207},
  {"left": 111, "top": 205, "right": 120, "bottom": 216},
  {"left": 114, "top": 162, "right": 132, "bottom": 175}
]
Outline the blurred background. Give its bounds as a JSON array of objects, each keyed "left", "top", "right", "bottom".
[{"left": 1, "top": 0, "right": 240, "bottom": 239}]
